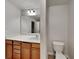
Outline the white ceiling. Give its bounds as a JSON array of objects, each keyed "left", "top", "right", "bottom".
[
  {"left": 8, "top": 0, "right": 69, "bottom": 9},
  {"left": 48, "top": 0, "right": 69, "bottom": 6},
  {"left": 8, "top": 0, "right": 40, "bottom": 9}
]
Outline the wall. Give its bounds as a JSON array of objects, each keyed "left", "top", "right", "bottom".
[
  {"left": 68, "top": 0, "right": 74, "bottom": 59},
  {"left": 47, "top": 5, "right": 69, "bottom": 55},
  {"left": 5, "top": 0, "right": 20, "bottom": 36}
]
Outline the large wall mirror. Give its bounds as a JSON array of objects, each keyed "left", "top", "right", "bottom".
[{"left": 5, "top": 0, "right": 40, "bottom": 36}]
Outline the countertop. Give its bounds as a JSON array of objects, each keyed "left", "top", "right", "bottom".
[{"left": 5, "top": 34, "right": 40, "bottom": 43}]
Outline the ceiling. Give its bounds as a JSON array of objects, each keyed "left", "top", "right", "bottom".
[
  {"left": 7, "top": 0, "right": 69, "bottom": 9},
  {"left": 48, "top": 0, "right": 69, "bottom": 6},
  {"left": 8, "top": 0, "right": 40, "bottom": 9}
]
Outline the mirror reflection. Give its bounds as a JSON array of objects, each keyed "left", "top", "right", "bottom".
[{"left": 21, "top": 8, "right": 40, "bottom": 34}]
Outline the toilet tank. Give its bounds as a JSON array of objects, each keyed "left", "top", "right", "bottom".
[{"left": 53, "top": 41, "right": 64, "bottom": 52}]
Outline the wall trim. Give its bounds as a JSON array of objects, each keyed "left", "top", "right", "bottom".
[{"left": 48, "top": 52, "right": 54, "bottom": 55}]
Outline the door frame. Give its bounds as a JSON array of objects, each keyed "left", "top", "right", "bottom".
[{"left": 40, "top": 0, "right": 48, "bottom": 59}]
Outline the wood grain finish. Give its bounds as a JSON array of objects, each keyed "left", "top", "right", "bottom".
[
  {"left": 32, "top": 48, "right": 40, "bottom": 59},
  {"left": 13, "top": 52, "right": 20, "bottom": 59},
  {"left": 32, "top": 43, "right": 40, "bottom": 59},
  {"left": 48, "top": 55, "right": 55, "bottom": 59},
  {"left": 6, "top": 40, "right": 12, "bottom": 59},
  {"left": 13, "top": 45, "right": 21, "bottom": 50},
  {"left": 13, "top": 41, "right": 21, "bottom": 59},
  {"left": 32, "top": 43, "right": 40, "bottom": 48},
  {"left": 6, "top": 40, "right": 12, "bottom": 44},
  {"left": 13, "top": 41, "right": 21, "bottom": 45},
  {"left": 6, "top": 40, "right": 40, "bottom": 59},
  {"left": 22, "top": 43, "right": 31, "bottom": 59}
]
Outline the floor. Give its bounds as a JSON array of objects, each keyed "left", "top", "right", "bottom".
[{"left": 48, "top": 55, "right": 55, "bottom": 59}]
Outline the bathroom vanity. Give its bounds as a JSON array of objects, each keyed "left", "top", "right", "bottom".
[
  {"left": 5, "top": 35, "right": 40, "bottom": 59},
  {"left": 5, "top": 0, "right": 41, "bottom": 59}
]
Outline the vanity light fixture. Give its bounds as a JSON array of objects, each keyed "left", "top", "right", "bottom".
[{"left": 27, "top": 9, "right": 37, "bottom": 16}]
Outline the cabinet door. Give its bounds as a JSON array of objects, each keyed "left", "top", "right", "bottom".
[
  {"left": 6, "top": 40, "right": 12, "bottom": 59},
  {"left": 32, "top": 48, "right": 40, "bottom": 59},
  {"left": 22, "top": 43, "right": 31, "bottom": 59},
  {"left": 13, "top": 50, "right": 20, "bottom": 59},
  {"left": 32, "top": 44, "right": 40, "bottom": 59},
  {"left": 13, "top": 41, "right": 21, "bottom": 59}
]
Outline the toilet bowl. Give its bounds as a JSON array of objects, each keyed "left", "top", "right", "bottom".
[
  {"left": 56, "top": 52, "right": 66, "bottom": 59},
  {"left": 53, "top": 41, "right": 66, "bottom": 59}
]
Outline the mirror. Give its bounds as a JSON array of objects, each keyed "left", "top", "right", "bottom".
[
  {"left": 5, "top": 0, "right": 40, "bottom": 36},
  {"left": 20, "top": 0, "right": 40, "bottom": 34}
]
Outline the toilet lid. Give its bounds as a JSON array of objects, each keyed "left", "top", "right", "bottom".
[{"left": 56, "top": 52, "right": 66, "bottom": 59}]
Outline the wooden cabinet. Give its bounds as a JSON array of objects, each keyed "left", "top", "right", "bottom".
[
  {"left": 6, "top": 40, "right": 12, "bottom": 59},
  {"left": 5, "top": 40, "right": 40, "bottom": 59},
  {"left": 22, "top": 43, "right": 31, "bottom": 59},
  {"left": 32, "top": 44, "right": 40, "bottom": 59}
]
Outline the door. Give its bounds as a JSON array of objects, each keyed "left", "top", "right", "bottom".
[
  {"left": 6, "top": 40, "right": 12, "bottom": 59},
  {"left": 22, "top": 43, "right": 31, "bottom": 59}
]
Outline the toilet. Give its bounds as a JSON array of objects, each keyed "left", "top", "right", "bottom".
[{"left": 53, "top": 41, "right": 66, "bottom": 59}]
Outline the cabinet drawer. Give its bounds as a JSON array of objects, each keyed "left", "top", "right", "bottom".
[
  {"left": 22, "top": 43, "right": 31, "bottom": 48},
  {"left": 6, "top": 40, "right": 12, "bottom": 44},
  {"left": 13, "top": 45, "right": 21, "bottom": 50},
  {"left": 32, "top": 44, "right": 40, "bottom": 48},
  {"left": 13, "top": 49, "right": 20, "bottom": 54},
  {"left": 13, "top": 41, "right": 21, "bottom": 45}
]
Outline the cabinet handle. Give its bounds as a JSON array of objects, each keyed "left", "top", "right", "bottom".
[{"left": 13, "top": 49, "right": 20, "bottom": 54}]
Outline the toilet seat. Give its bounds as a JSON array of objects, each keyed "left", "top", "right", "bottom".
[{"left": 56, "top": 52, "right": 66, "bottom": 59}]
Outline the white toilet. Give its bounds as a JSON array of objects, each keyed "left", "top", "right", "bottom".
[{"left": 53, "top": 41, "right": 66, "bottom": 59}]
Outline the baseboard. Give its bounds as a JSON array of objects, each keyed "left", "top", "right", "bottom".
[{"left": 48, "top": 52, "right": 54, "bottom": 55}]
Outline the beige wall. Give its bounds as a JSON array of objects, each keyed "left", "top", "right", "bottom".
[{"left": 68, "top": 0, "right": 74, "bottom": 59}]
